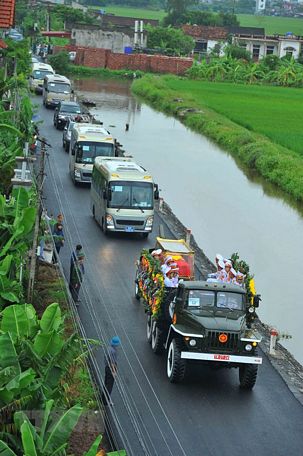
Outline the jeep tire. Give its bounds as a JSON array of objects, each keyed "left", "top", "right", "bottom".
[
  {"left": 167, "top": 338, "right": 186, "bottom": 383},
  {"left": 151, "top": 319, "right": 164, "bottom": 354},
  {"left": 147, "top": 314, "right": 152, "bottom": 344},
  {"left": 239, "top": 363, "right": 258, "bottom": 390}
]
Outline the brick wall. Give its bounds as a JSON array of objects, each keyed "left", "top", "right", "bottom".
[{"left": 53, "top": 46, "right": 193, "bottom": 75}]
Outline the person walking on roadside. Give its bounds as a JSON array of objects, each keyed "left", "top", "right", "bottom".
[
  {"left": 69, "top": 246, "right": 85, "bottom": 303},
  {"left": 53, "top": 223, "right": 65, "bottom": 254},
  {"left": 101, "top": 336, "right": 121, "bottom": 406}
]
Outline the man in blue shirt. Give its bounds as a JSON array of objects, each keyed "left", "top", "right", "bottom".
[{"left": 101, "top": 336, "right": 121, "bottom": 406}]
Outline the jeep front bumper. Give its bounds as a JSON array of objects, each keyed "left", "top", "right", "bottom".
[{"left": 181, "top": 352, "right": 262, "bottom": 364}]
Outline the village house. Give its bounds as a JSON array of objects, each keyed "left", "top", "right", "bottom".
[{"left": 182, "top": 24, "right": 303, "bottom": 60}]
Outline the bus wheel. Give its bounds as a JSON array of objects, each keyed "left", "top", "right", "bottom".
[{"left": 101, "top": 217, "right": 107, "bottom": 235}]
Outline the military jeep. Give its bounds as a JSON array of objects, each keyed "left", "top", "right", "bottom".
[{"left": 147, "top": 280, "right": 262, "bottom": 389}]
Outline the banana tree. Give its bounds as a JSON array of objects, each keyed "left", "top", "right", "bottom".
[
  {"left": 0, "top": 188, "right": 36, "bottom": 307},
  {"left": 0, "top": 303, "right": 87, "bottom": 405},
  {"left": 0, "top": 400, "right": 83, "bottom": 455}
]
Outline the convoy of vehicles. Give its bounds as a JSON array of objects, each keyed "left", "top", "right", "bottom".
[
  {"left": 69, "top": 123, "right": 116, "bottom": 184},
  {"left": 53, "top": 101, "right": 82, "bottom": 130},
  {"left": 91, "top": 157, "right": 159, "bottom": 236},
  {"left": 37, "top": 64, "right": 263, "bottom": 390},
  {"left": 29, "top": 63, "right": 54, "bottom": 94},
  {"left": 135, "top": 238, "right": 262, "bottom": 389},
  {"left": 43, "top": 74, "right": 73, "bottom": 108}
]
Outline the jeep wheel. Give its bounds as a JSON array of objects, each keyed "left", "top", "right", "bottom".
[
  {"left": 146, "top": 314, "right": 152, "bottom": 344},
  {"left": 135, "top": 277, "right": 140, "bottom": 300},
  {"left": 239, "top": 363, "right": 258, "bottom": 390},
  {"left": 151, "top": 320, "right": 164, "bottom": 354},
  {"left": 167, "top": 338, "right": 186, "bottom": 383}
]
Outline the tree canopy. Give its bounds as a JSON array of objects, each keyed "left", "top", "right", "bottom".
[{"left": 147, "top": 25, "right": 194, "bottom": 55}]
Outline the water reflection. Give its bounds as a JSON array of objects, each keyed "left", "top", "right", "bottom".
[{"left": 74, "top": 77, "right": 303, "bottom": 365}]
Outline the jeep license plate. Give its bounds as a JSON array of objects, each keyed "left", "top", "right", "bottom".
[{"left": 125, "top": 226, "right": 134, "bottom": 232}]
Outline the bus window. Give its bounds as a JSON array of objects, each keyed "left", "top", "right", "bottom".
[
  {"left": 108, "top": 182, "right": 153, "bottom": 209},
  {"left": 76, "top": 142, "right": 114, "bottom": 164}
]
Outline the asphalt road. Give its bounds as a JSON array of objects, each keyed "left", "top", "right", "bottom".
[{"left": 36, "top": 96, "right": 303, "bottom": 456}]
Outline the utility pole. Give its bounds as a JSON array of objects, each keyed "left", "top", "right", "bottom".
[{"left": 27, "top": 139, "right": 46, "bottom": 303}]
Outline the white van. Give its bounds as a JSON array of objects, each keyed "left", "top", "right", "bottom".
[
  {"left": 69, "top": 123, "right": 116, "bottom": 184},
  {"left": 29, "top": 63, "right": 54, "bottom": 94},
  {"left": 91, "top": 157, "right": 159, "bottom": 237},
  {"left": 43, "top": 74, "right": 72, "bottom": 108}
]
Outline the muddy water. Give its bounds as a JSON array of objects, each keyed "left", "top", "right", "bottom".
[{"left": 74, "top": 77, "right": 303, "bottom": 365}]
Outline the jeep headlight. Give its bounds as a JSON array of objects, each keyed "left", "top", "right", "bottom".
[
  {"left": 146, "top": 216, "right": 153, "bottom": 227},
  {"left": 248, "top": 307, "right": 255, "bottom": 313},
  {"left": 75, "top": 169, "right": 81, "bottom": 178},
  {"left": 189, "top": 339, "right": 197, "bottom": 347},
  {"left": 245, "top": 344, "right": 253, "bottom": 351},
  {"left": 106, "top": 215, "right": 114, "bottom": 226}
]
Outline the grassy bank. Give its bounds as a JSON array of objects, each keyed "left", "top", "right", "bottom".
[
  {"left": 132, "top": 75, "right": 303, "bottom": 202},
  {"left": 66, "top": 64, "right": 143, "bottom": 79}
]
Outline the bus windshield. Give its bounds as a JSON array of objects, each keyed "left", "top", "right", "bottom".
[
  {"left": 76, "top": 141, "right": 114, "bottom": 164},
  {"left": 108, "top": 181, "right": 154, "bottom": 209},
  {"left": 33, "top": 70, "right": 53, "bottom": 80},
  {"left": 47, "top": 82, "right": 71, "bottom": 93}
]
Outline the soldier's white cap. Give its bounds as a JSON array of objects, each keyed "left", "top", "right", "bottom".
[
  {"left": 218, "top": 259, "right": 225, "bottom": 269},
  {"left": 216, "top": 254, "right": 224, "bottom": 261},
  {"left": 225, "top": 260, "right": 232, "bottom": 267},
  {"left": 151, "top": 249, "right": 162, "bottom": 256}
]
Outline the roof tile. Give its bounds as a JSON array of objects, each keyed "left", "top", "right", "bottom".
[{"left": 0, "top": 0, "right": 16, "bottom": 29}]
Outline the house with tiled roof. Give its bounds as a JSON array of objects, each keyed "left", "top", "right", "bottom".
[
  {"left": 182, "top": 25, "right": 229, "bottom": 55},
  {"left": 0, "top": 0, "right": 16, "bottom": 31}
]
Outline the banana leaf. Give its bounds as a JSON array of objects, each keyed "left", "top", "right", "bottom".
[
  {"left": 13, "top": 207, "right": 36, "bottom": 237},
  {"left": 1, "top": 304, "right": 37, "bottom": 341},
  {"left": 0, "top": 333, "right": 20, "bottom": 372},
  {"left": 0, "top": 367, "right": 18, "bottom": 388},
  {"left": 42, "top": 404, "right": 82, "bottom": 454},
  {"left": 11, "top": 188, "right": 29, "bottom": 215},
  {"left": 83, "top": 435, "right": 102, "bottom": 456},
  {"left": 0, "top": 440, "right": 17, "bottom": 455},
  {"left": 39, "top": 399, "right": 54, "bottom": 445},
  {"left": 20, "top": 421, "right": 38, "bottom": 456},
  {"left": 40, "top": 303, "right": 62, "bottom": 333},
  {"left": 5, "top": 369, "right": 36, "bottom": 392},
  {"left": 33, "top": 331, "right": 64, "bottom": 358},
  {"left": 0, "top": 256, "right": 12, "bottom": 276}
]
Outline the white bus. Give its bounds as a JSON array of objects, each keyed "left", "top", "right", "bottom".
[
  {"left": 29, "top": 63, "right": 54, "bottom": 94},
  {"left": 43, "top": 74, "right": 72, "bottom": 108},
  {"left": 69, "top": 123, "right": 116, "bottom": 184},
  {"left": 91, "top": 157, "right": 159, "bottom": 237}
]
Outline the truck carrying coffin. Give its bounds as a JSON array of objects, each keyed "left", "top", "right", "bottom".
[{"left": 135, "top": 238, "right": 262, "bottom": 389}]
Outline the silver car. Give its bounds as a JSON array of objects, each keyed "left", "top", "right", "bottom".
[{"left": 62, "top": 119, "right": 75, "bottom": 152}]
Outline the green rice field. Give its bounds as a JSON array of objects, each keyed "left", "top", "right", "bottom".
[
  {"left": 161, "top": 78, "right": 303, "bottom": 155},
  {"left": 93, "top": 6, "right": 303, "bottom": 35}
]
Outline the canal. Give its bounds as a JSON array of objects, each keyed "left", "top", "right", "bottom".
[{"left": 74, "top": 77, "right": 303, "bottom": 365}]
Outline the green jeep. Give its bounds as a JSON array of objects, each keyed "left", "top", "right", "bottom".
[{"left": 147, "top": 280, "right": 262, "bottom": 390}]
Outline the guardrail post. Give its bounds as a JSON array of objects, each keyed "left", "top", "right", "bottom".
[
  {"left": 159, "top": 197, "right": 164, "bottom": 213},
  {"left": 185, "top": 228, "right": 192, "bottom": 246},
  {"left": 269, "top": 328, "right": 279, "bottom": 356}
]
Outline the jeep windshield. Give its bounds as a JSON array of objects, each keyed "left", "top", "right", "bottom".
[{"left": 187, "top": 290, "right": 244, "bottom": 311}]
